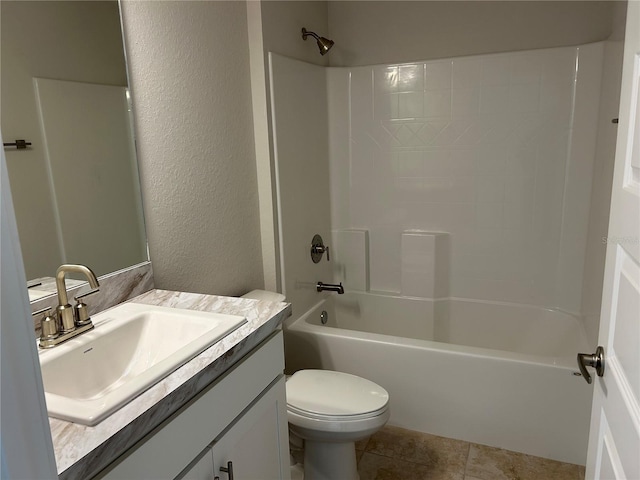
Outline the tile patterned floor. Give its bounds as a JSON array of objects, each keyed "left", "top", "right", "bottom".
[{"left": 354, "top": 425, "right": 586, "bottom": 480}]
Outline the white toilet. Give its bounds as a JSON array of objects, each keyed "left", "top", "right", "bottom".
[
  {"left": 241, "top": 290, "right": 390, "bottom": 480},
  {"left": 286, "top": 369, "right": 390, "bottom": 480}
]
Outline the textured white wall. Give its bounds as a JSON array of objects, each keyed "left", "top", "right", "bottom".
[
  {"left": 261, "top": 1, "right": 329, "bottom": 67},
  {"left": 247, "top": 1, "right": 278, "bottom": 293},
  {"left": 327, "top": 1, "right": 616, "bottom": 66},
  {"left": 248, "top": 0, "right": 329, "bottom": 293},
  {"left": 121, "top": 1, "right": 264, "bottom": 296},
  {"left": 610, "top": 1, "right": 629, "bottom": 41}
]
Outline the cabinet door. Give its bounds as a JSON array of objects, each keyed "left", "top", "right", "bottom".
[
  {"left": 99, "top": 332, "right": 285, "bottom": 480},
  {"left": 212, "top": 376, "right": 290, "bottom": 480},
  {"left": 176, "top": 448, "right": 215, "bottom": 480}
]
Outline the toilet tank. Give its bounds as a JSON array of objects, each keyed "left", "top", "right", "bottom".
[{"left": 241, "top": 290, "right": 286, "bottom": 302}]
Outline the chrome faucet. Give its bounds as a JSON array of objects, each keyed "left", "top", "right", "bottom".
[
  {"left": 316, "top": 281, "right": 344, "bottom": 294},
  {"left": 56, "top": 264, "right": 100, "bottom": 332},
  {"left": 36, "top": 264, "right": 100, "bottom": 348}
]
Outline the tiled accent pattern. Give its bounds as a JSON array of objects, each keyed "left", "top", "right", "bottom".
[
  {"left": 355, "top": 425, "right": 585, "bottom": 480},
  {"left": 328, "top": 45, "right": 602, "bottom": 310}
]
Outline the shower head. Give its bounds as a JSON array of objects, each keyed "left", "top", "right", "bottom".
[{"left": 301, "top": 27, "right": 334, "bottom": 56}]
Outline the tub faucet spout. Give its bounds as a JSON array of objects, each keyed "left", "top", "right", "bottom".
[{"left": 317, "top": 281, "right": 344, "bottom": 294}]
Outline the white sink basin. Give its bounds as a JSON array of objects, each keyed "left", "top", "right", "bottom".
[{"left": 38, "top": 302, "right": 247, "bottom": 426}]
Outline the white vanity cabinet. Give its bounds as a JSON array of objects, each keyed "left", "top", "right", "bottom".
[
  {"left": 210, "top": 375, "right": 288, "bottom": 479},
  {"left": 179, "top": 376, "right": 288, "bottom": 480},
  {"left": 178, "top": 448, "right": 215, "bottom": 480},
  {"left": 98, "top": 331, "right": 291, "bottom": 480}
]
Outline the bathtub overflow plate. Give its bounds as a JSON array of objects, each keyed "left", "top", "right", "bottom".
[{"left": 320, "top": 310, "right": 328, "bottom": 325}]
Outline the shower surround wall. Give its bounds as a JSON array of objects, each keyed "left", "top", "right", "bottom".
[
  {"left": 269, "top": 54, "right": 332, "bottom": 324},
  {"left": 328, "top": 43, "right": 605, "bottom": 314}
]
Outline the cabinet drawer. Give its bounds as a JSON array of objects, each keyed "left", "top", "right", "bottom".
[{"left": 98, "top": 331, "right": 284, "bottom": 480}]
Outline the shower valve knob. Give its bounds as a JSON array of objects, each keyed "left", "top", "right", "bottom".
[
  {"left": 312, "top": 245, "right": 329, "bottom": 261},
  {"left": 311, "top": 234, "right": 330, "bottom": 263}
]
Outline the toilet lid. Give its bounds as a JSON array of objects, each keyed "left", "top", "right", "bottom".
[{"left": 286, "top": 370, "right": 389, "bottom": 419}]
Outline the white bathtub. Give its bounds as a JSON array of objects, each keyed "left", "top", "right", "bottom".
[{"left": 284, "top": 292, "right": 593, "bottom": 465}]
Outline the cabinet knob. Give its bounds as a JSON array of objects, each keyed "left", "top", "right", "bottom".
[{"left": 219, "top": 461, "right": 234, "bottom": 480}]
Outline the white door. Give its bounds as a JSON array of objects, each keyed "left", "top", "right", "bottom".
[{"left": 584, "top": 2, "right": 640, "bottom": 479}]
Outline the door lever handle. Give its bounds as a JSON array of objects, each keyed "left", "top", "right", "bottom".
[{"left": 577, "top": 346, "right": 605, "bottom": 384}]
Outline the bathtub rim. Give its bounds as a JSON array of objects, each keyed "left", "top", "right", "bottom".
[
  {"left": 347, "top": 290, "right": 586, "bottom": 320},
  {"left": 288, "top": 296, "right": 586, "bottom": 371}
]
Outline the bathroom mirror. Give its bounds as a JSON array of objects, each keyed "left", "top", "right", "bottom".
[{"left": 1, "top": 0, "right": 148, "bottom": 292}]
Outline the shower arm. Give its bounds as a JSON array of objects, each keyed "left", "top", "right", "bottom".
[{"left": 301, "top": 28, "right": 320, "bottom": 42}]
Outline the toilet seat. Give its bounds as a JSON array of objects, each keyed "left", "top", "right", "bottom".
[
  {"left": 287, "top": 405, "right": 390, "bottom": 437},
  {"left": 286, "top": 369, "right": 389, "bottom": 421},
  {"left": 287, "top": 404, "right": 387, "bottom": 422}
]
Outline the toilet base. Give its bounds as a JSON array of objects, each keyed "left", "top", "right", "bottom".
[{"left": 303, "top": 440, "right": 359, "bottom": 480}]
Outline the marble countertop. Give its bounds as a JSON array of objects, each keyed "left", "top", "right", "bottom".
[{"left": 48, "top": 289, "right": 291, "bottom": 479}]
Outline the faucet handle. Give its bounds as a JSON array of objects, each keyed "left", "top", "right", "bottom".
[
  {"left": 73, "top": 287, "right": 99, "bottom": 326},
  {"left": 33, "top": 307, "right": 60, "bottom": 344}
]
